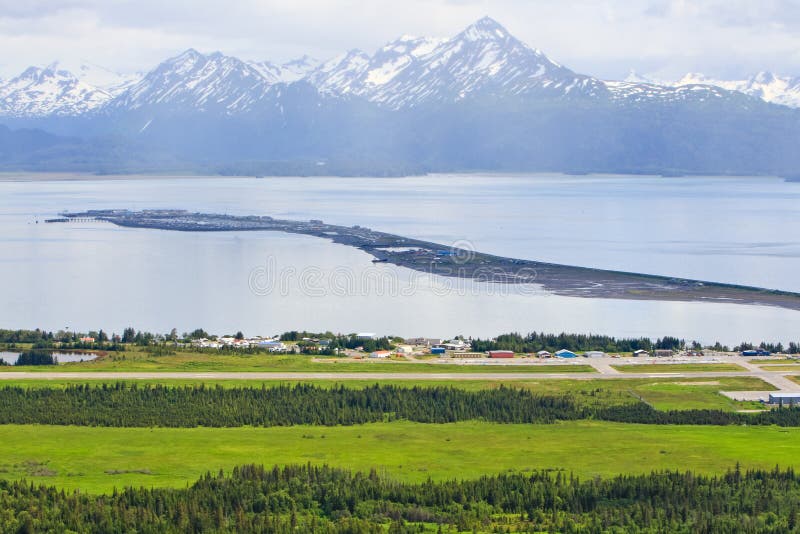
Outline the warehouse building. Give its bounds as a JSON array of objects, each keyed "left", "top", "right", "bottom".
[{"left": 769, "top": 393, "right": 800, "bottom": 406}]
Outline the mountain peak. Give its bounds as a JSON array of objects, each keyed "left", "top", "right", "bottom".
[
  {"left": 624, "top": 69, "right": 652, "bottom": 84},
  {"left": 751, "top": 71, "right": 776, "bottom": 84},
  {"left": 170, "top": 48, "right": 204, "bottom": 64},
  {"left": 460, "top": 17, "right": 511, "bottom": 42}
]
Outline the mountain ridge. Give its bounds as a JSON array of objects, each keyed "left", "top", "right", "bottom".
[
  {"left": 0, "top": 16, "right": 787, "bottom": 118},
  {"left": 0, "top": 17, "right": 799, "bottom": 177}
]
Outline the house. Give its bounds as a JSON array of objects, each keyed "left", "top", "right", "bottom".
[
  {"left": 369, "top": 350, "right": 391, "bottom": 359},
  {"left": 633, "top": 349, "right": 650, "bottom": 357},
  {"left": 555, "top": 349, "right": 578, "bottom": 358},
  {"left": 395, "top": 345, "right": 414, "bottom": 355},
  {"left": 536, "top": 350, "right": 552, "bottom": 358},
  {"left": 487, "top": 350, "right": 514, "bottom": 358},
  {"left": 584, "top": 351, "right": 606, "bottom": 358},
  {"left": 79, "top": 336, "right": 95, "bottom": 343},
  {"left": 654, "top": 349, "right": 674, "bottom": 358}
]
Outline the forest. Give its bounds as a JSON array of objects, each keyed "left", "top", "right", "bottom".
[
  {"left": 0, "top": 383, "right": 797, "bottom": 428},
  {"left": 2, "top": 463, "right": 800, "bottom": 533}
]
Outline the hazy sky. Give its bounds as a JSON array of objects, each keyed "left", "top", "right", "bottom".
[{"left": 2, "top": 0, "right": 800, "bottom": 81}]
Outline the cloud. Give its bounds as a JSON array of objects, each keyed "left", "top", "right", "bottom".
[{"left": 1, "top": 0, "right": 800, "bottom": 80}]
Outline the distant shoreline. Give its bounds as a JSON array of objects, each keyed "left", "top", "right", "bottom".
[{"left": 0, "top": 171, "right": 794, "bottom": 183}]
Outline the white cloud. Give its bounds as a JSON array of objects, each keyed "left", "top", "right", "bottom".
[{"left": 1, "top": 0, "right": 800, "bottom": 80}]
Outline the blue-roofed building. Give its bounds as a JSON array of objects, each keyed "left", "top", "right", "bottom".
[{"left": 555, "top": 349, "right": 578, "bottom": 358}]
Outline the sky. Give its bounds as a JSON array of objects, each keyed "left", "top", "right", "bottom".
[{"left": 2, "top": 0, "right": 800, "bottom": 81}]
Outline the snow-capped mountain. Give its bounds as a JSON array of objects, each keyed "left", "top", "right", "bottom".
[
  {"left": 305, "top": 17, "right": 607, "bottom": 108},
  {"left": 0, "top": 64, "right": 113, "bottom": 117},
  {"left": 304, "top": 49, "right": 371, "bottom": 95},
  {"left": 1, "top": 17, "right": 800, "bottom": 177},
  {"left": 667, "top": 71, "right": 800, "bottom": 108},
  {"left": 108, "top": 49, "right": 274, "bottom": 113},
  {"left": 0, "top": 17, "right": 777, "bottom": 118}
]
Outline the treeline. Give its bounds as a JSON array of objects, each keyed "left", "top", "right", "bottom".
[
  {"left": 0, "top": 384, "right": 581, "bottom": 427},
  {"left": 3, "top": 463, "right": 800, "bottom": 532},
  {"left": 13, "top": 350, "right": 55, "bottom": 366},
  {"left": 0, "top": 383, "right": 799, "bottom": 428},
  {"left": 471, "top": 332, "right": 684, "bottom": 353}
]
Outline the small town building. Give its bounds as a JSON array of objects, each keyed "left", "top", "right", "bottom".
[
  {"left": 741, "top": 349, "right": 771, "bottom": 356},
  {"left": 487, "top": 350, "right": 514, "bottom": 358},
  {"left": 452, "top": 352, "right": 484, "bottom": 358},
  {"left": 395, "top": 345, "right": 414, "bottom": 354},
  {"left": 584, "top": 351, "right": 606, "bottom": 358},
  {"left": 369, "top": 350, "right": 391, "bottom": 359},
  {"left": 259, "top": 341, "right": 287, "bottom": 352},
  {"left": 555, "top": 349, "right": 578, "bottom": 358},
  {"left": 633, "top": 349, "right": 650, "bottom": 357},
  {"left": 536, "top": 350, "right": 552, "bottom": 358},
  {"left": 431, "top": 347, "right": 446, "bottom": 355},
  {"left": 441, "top": 341, "right": 469, "bottom": 351},
  {"left": 407, "top": 338, "right": 443, "bottom": 347},
  {"left": 654, "top": 349, "right": 674, "bottom": 358},
  {"left": 769, "top": 393, "right": 800, "bottom": 406}
]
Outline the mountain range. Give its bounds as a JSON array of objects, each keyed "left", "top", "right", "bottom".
[{"left": 1, "top": 17, "right": 800, "bottom": 176}]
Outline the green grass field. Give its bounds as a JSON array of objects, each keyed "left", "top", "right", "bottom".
[
  {"left": 0, "top": 351, "right": 595, "bottom": 374},
  {"left": 612, "top": 363, "right": 745, "bottom": 373},
  {"left": 1, "top": 421, "right": 797, "bottom": 494},
  {"left": 757, "top": 365, "right": 800, "bottom": 372}
]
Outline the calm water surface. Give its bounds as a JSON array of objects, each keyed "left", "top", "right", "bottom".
[{"left": 1, "top": 174, "right": 798, "bottom": 344}]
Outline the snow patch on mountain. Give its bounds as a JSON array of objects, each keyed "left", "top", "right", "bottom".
[
  {"left": 667, "top": 71, "right": 800, "bottom": 108},
  {"left": 248, "top": 55, "right": 320, "bottom": 84},
  {"left": 0, "top": 64, "right": 112, "bottom": 116}
]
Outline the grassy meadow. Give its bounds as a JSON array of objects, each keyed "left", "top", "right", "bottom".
[
  {"left": 1, "top": 420, "right": 798, "bottom": 494},
  {"left": 612, "top": 362, "right": 746, "bottom": 373}
]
